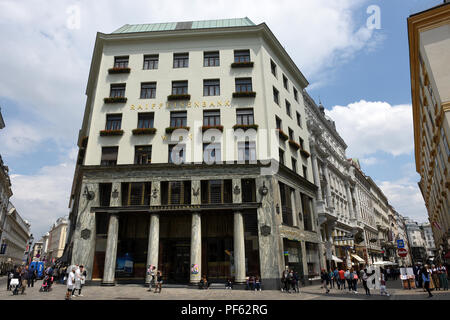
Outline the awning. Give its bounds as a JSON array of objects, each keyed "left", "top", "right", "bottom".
[
  {"left": 351, "top": 254, "right": 365, "bottom": 263},
  {"left": 332, "top": 255, "right": 343, "bottom": 262}
]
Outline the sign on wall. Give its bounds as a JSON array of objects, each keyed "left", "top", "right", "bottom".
[{"left": 397, "top": 239, "right": 405, "bottom": 249}]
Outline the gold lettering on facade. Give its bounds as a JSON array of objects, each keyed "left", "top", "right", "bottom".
[
  {"left": 152, "top": 104, "right": 156, "bottom": 109},
  {"left": 209, "top": 102, "right": 215, "bottom": 107},
  {"left": 145, "top": 104, "right": 149, "bottom": 110},
  {"left": 137, "top": 104, "right": 143, "bottom": 110},
  {"left": 187, "top": 102, "right": 192, "bottom": 108},
  {"left": 189, "top": 134, "right": 193, "bottom": 140},
  {"left": 162, "top": 135, "right": 167, "bottom": 141},
  {"left": 130, "top": 105, "right": 136, "bottom": 110},
  {"left": 159, "top": 103, "right": 164, "bottom": 109},
  {"left": 217, "top": 101, "right": 223, "bottom": 106},
  {"left": 194, "top": 102, "right": 200, "bottom": 108},
  {"left": 202, "top": 101, "right": 207, "bottom": 107},
  {"left": 225, "top": 100, "right": 231, "bottom": 106},
  {"left": 180, "top": 102, "right": 185, "bottom": 108}
]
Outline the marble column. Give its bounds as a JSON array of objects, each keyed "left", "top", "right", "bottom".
[
  {"left": 234, "top": 211, "right": 246, "bottom": 283},
  {"left": 145, "top": 214, "right": 159, "bottom": 284},
  {"left": 102, "top": 213, "right": 119, "bottom": 286},
  {"left": 311, "top": 153, "right": 323, "bottom": 201},
  {"left": 290, "top": 190, "right": 298, "bottom": 227},
  {"left": 190, "top": 212, "right": 202, "bottom": 284},
  {"left": 345, "top": 182, "right": 354, "bottom": 220},
  {"left": 323, "top": 164, "right": 333, "bottom": 210}
]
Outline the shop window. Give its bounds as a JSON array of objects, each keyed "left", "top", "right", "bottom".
[
  {"left": 201, "top": 180, "right": 232, "bottom": 204},
  {"left": 161, "top": 181, "right": 191, "bottom": 205},
  {"left": 121, "top": 182, "right": 151, "bottom": 206},
  {"left": 99, "top": 183, "right": 112, "bottom": 206}
]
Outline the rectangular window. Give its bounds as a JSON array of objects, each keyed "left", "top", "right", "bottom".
[
  {"left": 105, "top": 114, "right": 122, "bottom": 130},
  {"left": 101, "top": 147, "right": 118, "bottom": 166},
  {"left": 110, "top": 84, "right": 126, "bottom": 98},
  {"left": 238, "top": 142, "right": 256, "bottom": 162},
  {"left": 299, "top": 137, "right": 304, "bottom": 150},
  {"left": 286, "top": 100, "right": 291, "bottom": 117},
  {"left": 203, "top": 110, "right": 220, "bottom": 126},
  {"left": 137, "top": 112, "right": 154, "bottom": 129},
  {"left": 201, "top": 180, "right": 232, "bottom": 204},
  {"left": 99, "top": 183, "right": 112, "bottom": 207},
  {"left": 140, "top": 82, "right": 156, "bottom": 99},
  {"left": 283, "top": 74, "right": 289, "bottom": 91},
  {"left": 168, "top": 144, "right": 186, "bottom": 164},
  {"left": 234, "top": 49, "right": 250, "bottom": 63},
  {"left": 279, "top": 182, "right": 293, "bottom": 226},
  {"left": 275, "top": 116, "right": 282, "bottom": 130},
  {"left": 204, "top": 51, "right": 220, "bottom": 67},
  {"left": 270, "top": 59, "right": 277, "bottom": 77},
  {"left": 294, "top": 87, "right": 298, "bottom": 102},
  {"left": 288, "top": 128, "right": 294, "bottom": 141},
  {"left": 296, "top": 112, "right": 302, "bottom": 128},
  {"left": 143, "top": 54, "right": 158, "bottom": 70},
  {"left": 273, "top": 87, "right": 279, "bottom": 105},
  {"left": 172, "top": 81, "right": 188, "bottom": 95},
  {"left": 170, "top": 111, "right": 187, "bottom": 127},
  {"left": 114, "top": 56, "right": 129, "bottom": 68},
  {"left": 135, "top": 146, "right": 152, "bottom": 164},
  {"left": 121, "top": 182, "right": 151, "bottom": 206},
  {"left": 235, "top": 78, "right": 252, "bottom": 93},
  {"left": 161, "top": 181, "right": 191, "bottom": 205},
  {"left": 236, "top": 108, "right": 254, "bottom": 125},
  {"left": 441, "top": 128, "right": 450, "bottom": 157},
  {"left": 173, "top": 53, "right": 189, "bottom": 68},
  {"left": 279, "top": 148, "right": 285, "bottom": 165},
  {"left": 292, "top": 158, "right": 297, "bottom": 173},
  {"left": 242, "top": 179, "right": 256, "bottom": 203},
  {"left": 203, "top": 143, "right": 221, "bottom": 163},
  {"left": 203, "top": 79, "right": 220, "bottom": 96},
  {"left": 303, "top": 165, "right": 308, "bottom": 179},
  {"left": 302, "top": 194, "right": 313, "bottom": 231}
]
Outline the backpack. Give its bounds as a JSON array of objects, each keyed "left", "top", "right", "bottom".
[{"left": 353, "top": 274, "right": 358, "bottom": 280}]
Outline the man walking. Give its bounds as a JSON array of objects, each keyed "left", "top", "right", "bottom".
[{"left": 338, "top": 268, "right": 345, "bottom": 290}]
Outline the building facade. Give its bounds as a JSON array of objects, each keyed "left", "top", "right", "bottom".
[
  {"left": 46, "top": 217, "right": 68, "bottom": 262},
  {"left": 31, "top": 241, "right": 43, "bottom": 261},
  {"left": 67, "top": 18, "right": 323, "bottom": 289},
  {"left": 404, "top": 217, "right": 428, "bottom": 264},
  {"left": 408, "top": 1, "right": 450, "bottom": 264},
  {"left": 420, "top": 222, "right": 437, "bottom": 261}
]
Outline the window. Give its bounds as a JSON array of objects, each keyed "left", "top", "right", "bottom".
[
  {"left": 288, "top": 128, "right": 294, "bottom": 140},
  {"left": 203, "top": 110, "right": 220, "bottom": 126},
  {"left": 114, "top": 56, "right": 129, "bottom": 68},
  {"left": 137, "top": 113, "right": 154, "bottom": 129},
  {"left": 279, "top": 182, "right": 293, "bottom": 226},
  {"left": 270, "top": 59, "right": 277, "bottom": 77},
  {"left": 110, "top": 84, "right": 126, "bottom": 98},
  {"left": 173, "top": 53, "right": 189, "bottom": 68},
  {"left": 236, "top": 109, "right": 254, "bottom": 125},
  {"left": 235, "top": 78, "right": 252, "bottom": 93},
  {"left": 170, "top": 111, "right": 187, "bottom": 127},
  {"left": 203, "top": 79, "right": 220, "bottom": 96},
  {"left": 302, "top": 194, "right": 313, "bottom": 231},
  {"left": 121, "top": 182, "right": 151, "bottom": 206},
  {"left": 99, "top": 183, "right": 112, "bottom": 207},
  {"left": 101, "top": 147, "right": 118, "bottom": 166},
  {"left": 168, "top": 144, "right": 186, "bottom": 164},
  {"left": 135, "top": 146, "right": 152, "bottom": 164},
  {"left": 204, "top": 51, "right": 220, "bottom": 67},
  {"left": 238, "top": 142, "right": 256, "bottom": 162},
  {"left": 242, "top": 179, "right": 256, "bottom": 203},
  {"left": 283, "top": 75, "right": 289, "bottom": 91},
  {"left": 302, "top": 165, "right": 308, "bottom": 179},
  {"left": 292, "top": 158, "right": 297, "bottom": 173},
  {"left": 294, "top": 87, "right": 298, "bottom": 102},
  {"left": 299, "top": 137, "right": 304, "bottom": 150},
  {"left": 275, "top": 116, "right": 282, "bottom": 130},
  {"left": 273, "top": 87, "right": 279, "bottom": 105},
  {"left": 286, "top": 100, "right": 291, "bottom": 117},
  {"left": 234, "top": 49, "right": 250, "bottom": 63},
  {"left": 140, "top": 82, "right": 156, "bottom": 99},
  {"left": 201, "top": 180, "right": 232, "bottom": 204},
  {"left": 161, "top": 181, "right": 191, "bottom": 205},
  {"left": 296, "top": 112, "right": 302, "bottom": 128},
  {"left": 172, "top": 81, "right": 188, "bottom": 95},
  {"left": 143, "top": 54, "right": 158, "bottom": 70},
  {"left": 279, "top": 148, "right": 285, "bottom": 165},
  {"left": 203, "top": 143, "right": 221, "bottom": 163},
  {"left": 441, "top": 127, "right": 450, "bottom": 157},
  {"left": 105, "top": 114, "right": 122, "bottom": 130}
]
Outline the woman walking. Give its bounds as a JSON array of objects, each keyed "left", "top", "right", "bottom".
[
  {"left": 422, "top": 266, "right": 433, "bottom": 298},
  {"left": 320, "top": 269, "right": 330, "bottom": 294},
  {"left": 65, "top": 267, "right": 76, "bottom": 300},
  {"left": 154, "top": 271, "right": 163, "bottom": 293},
  {"left": 362, "top": 269, "right": 370, "bottom": 296},
  {"left": 351, "top": 268, "right": 358, "bottom": 294},
  {"left": 438, "top": 264, "right": 448, "bottom": 291}
]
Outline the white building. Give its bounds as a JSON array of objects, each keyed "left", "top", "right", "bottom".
[
  {"left": 404, "top": 217, "right": 428, "bottom": 263},
  {"left": 420, "top": 223, "right": 437, "bottom": 261}
]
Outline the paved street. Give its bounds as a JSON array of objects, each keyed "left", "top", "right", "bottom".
[{"left": 0, "top": 276, "right": 449, "bottom": 300}]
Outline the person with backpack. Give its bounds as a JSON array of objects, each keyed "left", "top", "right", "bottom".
[
  {"left": 344, "top": 269, "right": 352, "bottom": 292},
  {"left": 321, "top": 269, "right": 330, "bottom": 294}
]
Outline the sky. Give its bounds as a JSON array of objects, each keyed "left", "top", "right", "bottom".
[{"left": 0, "top": 0, "right": 441, "bottom": 240}]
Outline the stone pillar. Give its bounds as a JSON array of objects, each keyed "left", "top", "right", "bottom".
[
  {"left": 102, "top": 213, "right": 119, "bottom": 286},
  {"left": 290, "top": 190, "right": 298, "bottom": 227},
  {"left": 234, "top": 211, "right": 246, "bottom": 284},
  {"left": 145, "top": 214, "right": 159, "bottom": 284},
  {"left": 150, "top": 181, "right": 161, "bottom": 206},
  {"left": 311, "top": 153, "right": 323, "bottom": 201},
  {"left": 352, "top": 188, "right": 362, "bottom": 222},
  {"left": 323, "top": 164, "right": 333, "bottom": 210},
  {"left": 232, "top": 179, "right": 242, "bottom": 204},
  {"left": 190, "top": 212, "right": 202, "bottom": 284},
  {"left": 345, "top": 183, "right": 354, "bottom": 220}
]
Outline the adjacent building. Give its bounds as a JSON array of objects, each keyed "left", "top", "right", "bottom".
[
  {"left": 67, "top": 18, "right": 323, "bottom": 289},
  {"left": 420, "top": 222, "right": 437, "bottom": 261},
  {"left": 404, "top": 217, "right": 428, "bottom": 264},
  {"left": 408, "top": 1, "right": 450, "bottom": 264},
  {"left": 46, "top": 217, "right": 68, "bottom": 263}
]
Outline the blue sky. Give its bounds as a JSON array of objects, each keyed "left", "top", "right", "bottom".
[{"left": 0, "top": 0, "right": 440, "bottom": 239}]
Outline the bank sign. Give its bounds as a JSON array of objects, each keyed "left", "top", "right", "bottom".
[{"left": 397, "top": 239, "right": 405, "bottom": 249}]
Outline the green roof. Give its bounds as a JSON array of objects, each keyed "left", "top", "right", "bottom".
[{"left": 112, "top": 17, "right": 255, "bottom": 34}]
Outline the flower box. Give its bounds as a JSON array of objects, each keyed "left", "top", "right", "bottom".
[
  {"left": 277, "top": 129, "right": 289, "bottom": 141},
  {"left": 233, "top": 124, "right": 259, "bottom": 131},
  {"left": 165, "top": 126, "right": 190, "bottom": 134},
  {"left": 201, "top": 125, "right": 224, "bottom": 132},
  {"left": 300, "top": 149, "right": 311, "bottom": 158},
  {"left": 232, "top": 91, "right": 256, "bottom": 98},
  {"left": 104, "top": 97, "right": 127, "bottom": 104},
  {"left": 288, "top": 140, "right": 301, "bottom": 150},
  {"left": 132, "top": 128, "right": 157, "bottom": 135},
  {"left": 167, "top": 94, "right": 191, "bottom": 101},
  {"left": 231, "top": 61, "right": 254, "bottom": 68},
  {"left": 108, "top": 67, "right": 131, "bottom": 74},
  {"left": 100, "top": 129, "right": 124, "bottom": 136}
]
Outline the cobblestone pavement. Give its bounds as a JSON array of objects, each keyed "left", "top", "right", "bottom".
[{"left": 0, "top": 276, "right": 449, "bottom": 300}]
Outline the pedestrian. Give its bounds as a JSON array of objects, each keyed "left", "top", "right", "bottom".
[
  {"left": 248, "top": 275, "right": 255, "bottom": 291},
  {"left": 66, "top": 267, "right": 75, "bottom": 300},
  {"left": 362, "top": 269, "right": 370, "bottom": 296},
  {"left": 417, "top": 265, "right": 423, "bottom": 288},
  {"left": 338, "top": 268, "right": 345, "bottom": 290},
  {"left": 7, "top": 268, "right": 14, "bottom": 291},
  {"left": 288, "top": 270, "right": 295, "bottom": 293},
  {"left": 255, "top": 276, "right": 262, "bottom": 291},
  {"left": 380, "top": 271, "right": 390, "bottom": 297},
  {"left": 27, "top": 265, "right": 34, "bottom": 288},
  {"left": 73, "top": 265, "right": 82, "bottom": 297},
  {"left": 20, "top": 266, "right": 28, "bottom": 295},
  {"left": 438, "top": 264, "right": 448, "bottom": 291},
  {"left": 320, "top": 269, "right": 330, "bottom": 294},
  {"left": 431, "top": 264, "right": 440, "bottom": 291},
  {"left": 351, "top": 268, "right": 358, "bottom": 294},
  {"left": 328, "top": 269, "right": 335, "bottom": 289},
  {"left": 345, "top": 269, "right": 352, "bottom": 292},
  {"left": 76, "top": 265, "right": 86, "bottom": 297},
  {"left": 281, "top": 267, "right": 289, "bottom": 292},
  {"left": 293, "top": 271, "right": 300, "bottom": 293},
  {"left": 154, "top": 271, "right": 162, "bottom": 293},
  {"left": 333, "top": 268, "right": 339, "bottom": 289},
  {"left": 421, "top": 266, "right": 433, "bottom": 298},
  {"left": 148, "top": 265, "right": 156, "bottom": 291}
]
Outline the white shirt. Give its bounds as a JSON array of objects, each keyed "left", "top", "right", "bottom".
[
  {"left": 75, "top": 268, "right": 81, "bottom": 281},
  {"left": 67, "top": 272, "right": 75, "bottom": 286}
]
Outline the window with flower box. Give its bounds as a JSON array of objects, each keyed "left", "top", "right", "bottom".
[
  {"left": 234, "top": 50, "right": 250, "bottom": 63},
  {"left": 235, "top": 78, "right": 252, "bottom": 93},
  {"left": 137, "top": 113, "right": 154, "bottom": 129},
  {"left": 105, "top": 114, "right": 122, "bottom": 130},
  {"left": 172, "top": 81, "right": 188, "bottom": 95},
  {"left": 110, "top": 84, "right": 126, "bottom": 98},
  {"left": 114, "top": 56, "right": 129, "bottom": 68},
  {"left": 203, "top": 110, "right": 220, "bottom": 126},
  {"left": 101, "top": 147, "right": 118, "bottom": 166},
  {"left": 170, "top": 111, "right": 187, "bottom": 127},
  {"left": 236, "top": 109, "right": 254, "bottom": 125},
  {"left": 135, "top": 146, "right": 152, "bottom": 165}
]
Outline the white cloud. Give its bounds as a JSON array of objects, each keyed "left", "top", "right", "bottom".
[
  {"left": 360, "top": 157, "right": 381, "bottom": 166},
  {"left": 8, "top": 149, "right": 77, "bottom": 239},
  {"left": 325, "top": 100, "right": 413, "bottom": 158}
]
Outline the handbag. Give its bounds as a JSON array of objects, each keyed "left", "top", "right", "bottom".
[{"left": 353, "top": 274, "right": 358, "bottom": 280}]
